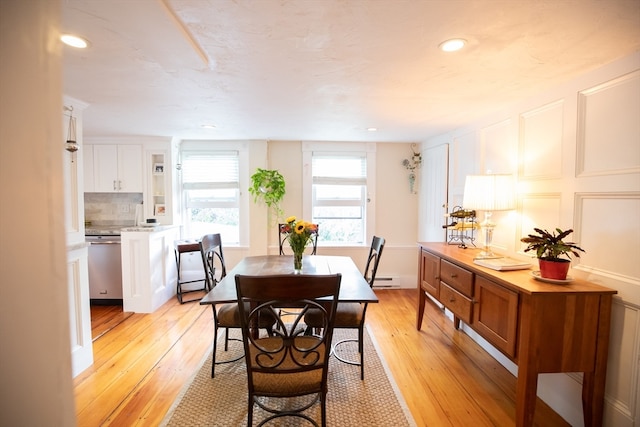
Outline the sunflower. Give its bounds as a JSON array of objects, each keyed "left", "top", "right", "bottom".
[{"left": 295, "top": 223, "right": 306, "bottom": 234}]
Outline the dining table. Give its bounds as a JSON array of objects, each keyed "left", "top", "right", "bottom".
[{"left": 199, "top": 255, "right": 379, "bottom": 306}]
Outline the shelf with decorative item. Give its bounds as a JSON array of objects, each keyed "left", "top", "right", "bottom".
[{"left": 442, "top": 206, "right": 478, "bottom": 248}]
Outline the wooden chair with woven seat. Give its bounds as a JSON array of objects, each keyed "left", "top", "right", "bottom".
[
  {"left": 235, "top": 273, "right": 341, "bottom": 427},
  {"left": 200, "top": 233, "right": 276, "bottom": 378},
  {"left": 304, "top": 235, "right": 385, "bottom": 380}
]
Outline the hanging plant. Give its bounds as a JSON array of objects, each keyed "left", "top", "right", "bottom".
[{"left": 248, "top": 168, "right": 286, "bottom": 219}]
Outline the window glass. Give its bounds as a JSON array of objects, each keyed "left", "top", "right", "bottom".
[
  {"left": 181, "top": 151, "right": 240, "bottom": 243},
  {"left": 311, "top": 153, "right": 367, "bottom": 245}
]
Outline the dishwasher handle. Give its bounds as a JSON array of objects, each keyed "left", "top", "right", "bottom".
[{"left": 86, "top": 236, "right": 122, "bottom": 245}]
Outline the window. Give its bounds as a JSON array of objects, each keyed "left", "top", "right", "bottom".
[
  {"left": 303, "top": 143, "right": 376, "bottom": 246},
  {"left": 181, "top": 149, "right": 240, "bottom": 244}
]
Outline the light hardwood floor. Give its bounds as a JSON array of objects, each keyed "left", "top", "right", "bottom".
[{"left": 77, "top": 290, "right": 569, "bottom": 426}]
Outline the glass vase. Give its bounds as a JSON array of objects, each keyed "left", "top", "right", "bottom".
[{"left": 293, "top": 251, "right": 303, "bottom": 274}]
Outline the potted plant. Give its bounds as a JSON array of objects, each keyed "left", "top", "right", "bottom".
[
  {"left": 520, "top": 228, "right": 585, "bottom": 280},
  {"left": 248, "top": 168, "right": 286, "bottom": 220}
]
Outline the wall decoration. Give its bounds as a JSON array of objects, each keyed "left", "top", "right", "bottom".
[{"left": 402, "top": 143, "right": 422, "bottom": 193}]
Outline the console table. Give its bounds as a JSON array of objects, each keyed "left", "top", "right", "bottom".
[{"left": 416, "top": 242, "right": 616, "bottom": 427}]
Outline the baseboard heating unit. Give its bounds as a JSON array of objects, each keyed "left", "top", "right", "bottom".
[{"left": 373, "top": 276, "right": 401, "bottom": 288}]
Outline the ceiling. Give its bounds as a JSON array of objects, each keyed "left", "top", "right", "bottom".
[{"left": 62, "top": 0, "right": 640, "bottom": 143}]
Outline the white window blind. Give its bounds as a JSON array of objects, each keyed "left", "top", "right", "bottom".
[
  {"left": 182, "top": 151, "right": 239, "bottom": 189},
  {"left": 312, "top": 153, "right": 367, "bottom": 185}
]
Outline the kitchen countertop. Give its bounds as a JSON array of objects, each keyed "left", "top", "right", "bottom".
[
  {"left": 85, "top": 224, "right": 179, "bottom": 235},
  {"left": 85, "top": 225, "right": 128, "bottom": 235},
  {"left": 121, "top": 224, "right": 179, "bottom": 232}
]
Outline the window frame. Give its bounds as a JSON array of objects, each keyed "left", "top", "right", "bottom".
[
  {"left": 179, "top": 141, "right": 250, "bottom": 246},
  {"left": 302, "top": 142, "right": 376, "bottom": 247}
]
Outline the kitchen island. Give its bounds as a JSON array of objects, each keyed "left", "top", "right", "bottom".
[{"left": 121, "top": 225, "right": 180, "bottom": 313}]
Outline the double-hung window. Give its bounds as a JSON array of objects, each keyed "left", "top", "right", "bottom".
[
  {"left": 181, "top": 148, "right": 240, "bottom": 244},
  {"left": 303, "top": 142, "right": 376, "bottom": 246}
]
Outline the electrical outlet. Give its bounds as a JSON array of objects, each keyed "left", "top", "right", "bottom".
[{"left": 119, "top": 204, "right": 130, "bottom": 213}]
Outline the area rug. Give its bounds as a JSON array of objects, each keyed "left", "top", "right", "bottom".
[{"left": 161, "top": 327, "right": 416, "bottom": 426}]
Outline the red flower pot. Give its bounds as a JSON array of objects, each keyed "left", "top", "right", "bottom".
[{"left": 538, "top": 259, "right": 570, "bottom": 280}]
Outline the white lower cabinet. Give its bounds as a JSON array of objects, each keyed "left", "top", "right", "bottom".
[{"left": 121, "top": 226, "right": 180, "bottom": 313}]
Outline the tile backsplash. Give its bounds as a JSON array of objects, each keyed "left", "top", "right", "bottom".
[{"left": 84, "top": 193, "right": 143, "bottom": 226}]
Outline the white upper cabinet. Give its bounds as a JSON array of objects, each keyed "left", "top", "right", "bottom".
[{"left": 91, "top": 145, "right": 143, "bottom": 192}]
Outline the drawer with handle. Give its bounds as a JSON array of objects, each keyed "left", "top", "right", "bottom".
[
  {"left": 440, "top": 259, "right": 473, "bottom": 297},
  {"left": 440, "top": 282, "right": 473, "bottom": 324}
]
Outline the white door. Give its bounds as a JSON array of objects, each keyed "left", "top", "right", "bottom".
[{"left": 419, "top": 144, "right": 449, "bottom": 242}]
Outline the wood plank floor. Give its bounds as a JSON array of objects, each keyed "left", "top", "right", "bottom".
[{"left": 76, "top": 289, "right": 570, "bottom": 426}]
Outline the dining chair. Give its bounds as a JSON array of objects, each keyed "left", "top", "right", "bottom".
[
  {"left": 200, "top": 233, "right": 275, "bottom": 377},
  {"left": 235, "top": 273, "right": 341, "bottom": 427},
  {"left": 304, "top": 235, "right": 385, "bottom": 380},
  {"left": 278, "top": 223, "right": 319, "bottom": 255}
]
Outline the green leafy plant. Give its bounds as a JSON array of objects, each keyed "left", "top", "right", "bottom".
[
  {"left": 248, "top": 168, "right": 286, "bottom": 219},
  {"left": 520, "top": 228, "right": 585, "bottom": 261}
]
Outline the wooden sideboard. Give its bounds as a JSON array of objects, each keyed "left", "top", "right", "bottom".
[{"left": 416, "top": 242, "right": 616, "bottom": 427}]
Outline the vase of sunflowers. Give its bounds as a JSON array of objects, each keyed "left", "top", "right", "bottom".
[{"left": 281, "top": 216, "right": 318, "bottom": 273}]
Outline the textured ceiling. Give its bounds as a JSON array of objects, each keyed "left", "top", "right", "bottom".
[{"left": 62, "top": 0, "right": 640, "bottom": 142}]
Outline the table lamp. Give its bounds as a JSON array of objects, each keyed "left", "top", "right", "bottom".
[{"left": 462, "top": 174, "right": 515, "bottom": 259}]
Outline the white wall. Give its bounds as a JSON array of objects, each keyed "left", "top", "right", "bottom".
[
  {"left": 177, "top": 139, "right": 421, "bottom": 287},
  {"left": 423, "top": 52, "right": 640, "bottom": 427},
  {"left": 267, "top": 140, "right": 420, "bottom": 286},
  {"left": 0, "top": 0, "right": 77, "bottom": 425}
]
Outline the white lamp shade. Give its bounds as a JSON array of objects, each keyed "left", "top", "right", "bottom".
[{"left": 462, "top": 174, "right": 515, "bottom": 211}]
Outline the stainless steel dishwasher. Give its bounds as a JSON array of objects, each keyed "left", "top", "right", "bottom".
[{"left": 86, "top": 234, "right": 123, "bottom": 302}]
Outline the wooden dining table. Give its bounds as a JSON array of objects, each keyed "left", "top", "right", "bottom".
[{"left": 199, "top": 255, "right": 378, "bottom": 306}]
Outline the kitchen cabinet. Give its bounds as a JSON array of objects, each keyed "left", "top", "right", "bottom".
[
  {"left": 416, "top": 242, "right": 616, "bottom": 427},
  {"left": 90, "top": 144, "right": 142, "bottom": 192},
  {"left": 472, "top": 275, "right": 518, "bottom": 357}
]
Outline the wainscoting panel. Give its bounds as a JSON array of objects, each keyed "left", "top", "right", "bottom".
[
  {"left": 67, "top": 246, "right": 92, "bottom": 377},
  {"left": 573, "top": 191, "right": 640, "bottom": 426},
  {"left": 480, "top": 118, "right": 515, "bottom": 174},
  {"left": 519, "top": 100, "right": 564, "bottom": 179},
  {"left": 603, "top": 298, "right": 640, "bottom": 427},
  {"left": 577, "top": 70, "right": 640, "bottom": 177},
  {"left": 517, "top": 193, "right": 562, "bottom": 252},
  {"left": 574, "top": 192, "right": 640, "bottom": 279}
]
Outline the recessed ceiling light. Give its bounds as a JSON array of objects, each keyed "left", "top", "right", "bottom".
[
  {"left": 60, "top": 34, "right": 89, "bottom": 49},
  {"left": 367, "top": 127, "right": 377, "bottom": 132},
  {"left": 439, "top": 38, "right": 466, "bottom": 52},
  {"left": 201, "top": 124, "right": 217, "bottom": 129}
]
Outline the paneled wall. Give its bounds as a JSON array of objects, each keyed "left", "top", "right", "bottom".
[{"left": 423, "top": 52, "right": 640, "bottom": 426}]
